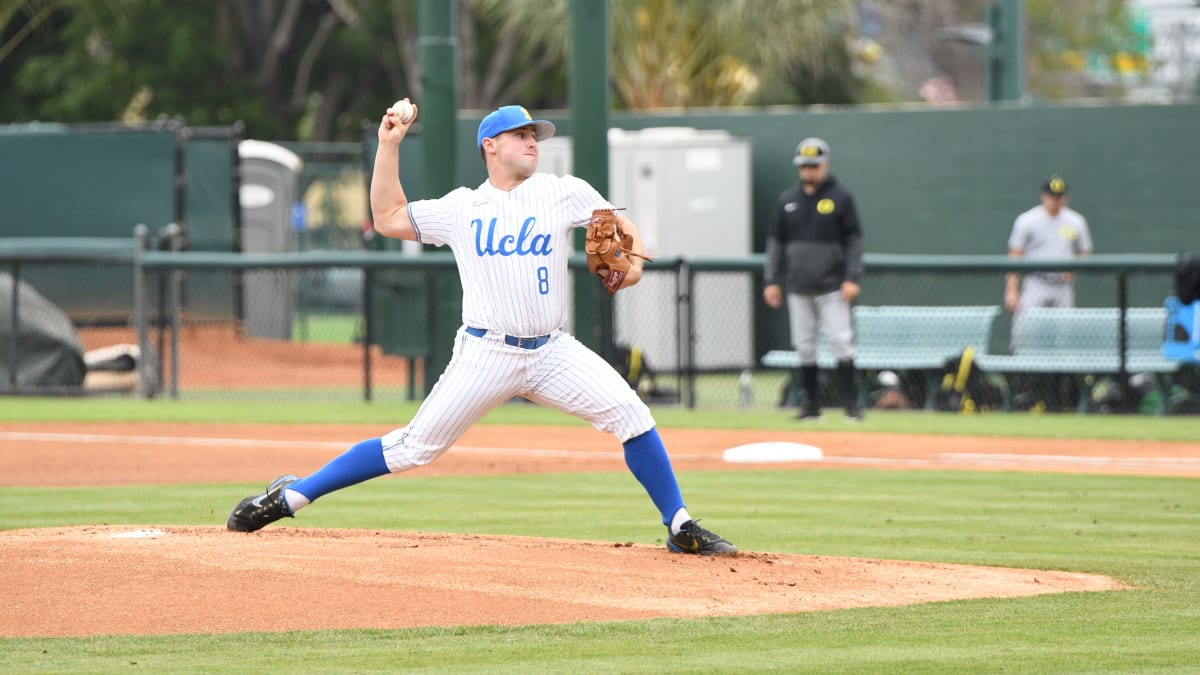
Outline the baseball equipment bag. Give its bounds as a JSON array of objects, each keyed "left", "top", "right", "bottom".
[
  {"left": 612, "top": 342, "right": 681, "bottom": 404},
  {"left": 934, "top": 346, "right": 1003, "bottom": 413},
  {"left": 585, "top": 208, "right": 651, "bottom": 295}
]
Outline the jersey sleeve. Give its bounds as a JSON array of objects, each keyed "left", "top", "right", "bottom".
[
  {"left": 562, "top": 175, "right": 613, "bottom": 229},
  {"left": 1074, "top": 213, "right": 1094, "bottom": 255},
  {"left": 406, "top": 188, "right": 469, "bottom": 247},
  {"left": 1007, "top": 213, "right": 1029, "bottom": 252}
]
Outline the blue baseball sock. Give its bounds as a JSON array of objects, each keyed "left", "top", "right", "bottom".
[
  {"left": 623, "top": 428, "right": 685, "bottom": 526},
  {"left": 288, "top": 437, "right": 389, "bottom": 502}
]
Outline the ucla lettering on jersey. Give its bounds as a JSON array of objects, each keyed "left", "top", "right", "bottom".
[{"left": 471, "top": 217, "right": 553, "bottom": 257}]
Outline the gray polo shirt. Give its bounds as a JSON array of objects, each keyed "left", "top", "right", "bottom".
[{"left": 1008, "top": 204, "right": 1092, "bottom": 259}]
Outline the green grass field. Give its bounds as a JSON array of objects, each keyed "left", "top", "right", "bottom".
[
  {"left": 2, "top": 400, "right": 1198, "bottom": 673},
  {"left": 292, "top": 312, "right": 362, "bottom": 345},
  {"left": 3, "top": 397, "right": 1199, "bottom": 440}
]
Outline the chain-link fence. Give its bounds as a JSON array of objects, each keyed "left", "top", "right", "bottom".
[
  {"left": 283, "top": 141, "right": 370, "bottom": 254},
  {"left": 3, "top": 240, "right": 1197, "bottom": 415}
]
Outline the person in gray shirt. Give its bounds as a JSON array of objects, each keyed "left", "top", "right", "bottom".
[{"left": 1005, "top": 175, "right": 1093, "bottom": 351}]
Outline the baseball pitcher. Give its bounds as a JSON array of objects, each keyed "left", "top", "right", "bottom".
[{"left": 227, "top": 103, "right": 736, "bottom": 556}]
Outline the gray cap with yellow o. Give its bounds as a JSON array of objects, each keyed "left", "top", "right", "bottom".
[{"left": 793, "top": 137, "right": 830, "bottom": 166}]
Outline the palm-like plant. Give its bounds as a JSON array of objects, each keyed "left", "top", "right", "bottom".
[{"left": 470, "top": 0, "right": 852, "bottom": 109}]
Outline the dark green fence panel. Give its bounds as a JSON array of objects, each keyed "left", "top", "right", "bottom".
[
  {"left": 609, "top": 102, "right": 1200, "bottom": 258},
  {"left": 0, "top": 124, "right": 180, "bottom": 321},
  {"left": 183, "top": 128, "right": 241, "bottom": 320}
]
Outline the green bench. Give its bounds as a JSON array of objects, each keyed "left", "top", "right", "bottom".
[
  {"left": 761, "top": 305, "right": 1001, "bottom": 371},
  {"left": 974, "top": 307, "right": 1179, "bottom": 412},
  {"left": 974, "top": 307, "right": 1178, "bottom": 375},
  {"left": 761, "top": 305, "right": 1001, "bottom": 407}
]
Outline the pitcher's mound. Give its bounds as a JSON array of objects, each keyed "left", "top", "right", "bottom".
[{"left": 0, "top": 525, "right": 1127, "bottom": 637}]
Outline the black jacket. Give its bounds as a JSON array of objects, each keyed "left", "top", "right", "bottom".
[{"left": 763, "top": 174, "right": 863, "bottom": 295}]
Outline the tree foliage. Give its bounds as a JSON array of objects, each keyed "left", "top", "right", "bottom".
[
  {"left": 1025, "top": 0, "right": 1142, "bottom": 98},
  {"left": 1, "top": 0, "right": 423, "bottom": 139},
  {"left": 0, "top": 0, "right": 1149, "bottom": 140},
  {"left": 472, "top": 0, "right": 854, "bottom": 109}
]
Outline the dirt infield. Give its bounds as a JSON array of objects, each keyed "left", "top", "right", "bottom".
[{"left": 4, "top": 421, "right": 1193, "bottom": 637}]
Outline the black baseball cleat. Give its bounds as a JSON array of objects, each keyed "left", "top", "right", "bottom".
[
  {"left": 227, "top": 474, "right": 299, "bottom": 532},
  {"left": 666, "top": 520, "right": 737, "bottom": 556}
]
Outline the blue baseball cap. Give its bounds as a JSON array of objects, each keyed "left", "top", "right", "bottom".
[{"left": 476, "top": 105, "right": 555, "bottom": 149}]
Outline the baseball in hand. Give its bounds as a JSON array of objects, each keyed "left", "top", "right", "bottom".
[{"left": 390, "top": 99, "right": 414, "bottom": 123}]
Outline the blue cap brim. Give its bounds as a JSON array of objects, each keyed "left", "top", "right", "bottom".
[{"left": 476, "top": 106, "right": 557, "bottom": 148}]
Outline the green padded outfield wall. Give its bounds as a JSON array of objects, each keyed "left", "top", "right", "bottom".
[
  {"left": 0, "top": 124, "right": 242, "bottom": 322},
  {"left": 0, "top": 125, "right": 179, "bottom": 320},
  {"left": 718, "top": 101, "right": 1199, "bottom": 257}
]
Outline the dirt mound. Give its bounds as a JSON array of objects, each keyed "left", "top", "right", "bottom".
[{"left": 0, "top": 525, "right": 1127, "bottom": 638}]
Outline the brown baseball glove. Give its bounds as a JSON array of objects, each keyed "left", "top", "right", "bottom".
[{"left": 585, "top": 208, "right": 651, "bottom": 295}]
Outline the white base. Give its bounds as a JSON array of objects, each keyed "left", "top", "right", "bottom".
[{"left": 722, "top": 442, "right": 824, "bottom": 463}]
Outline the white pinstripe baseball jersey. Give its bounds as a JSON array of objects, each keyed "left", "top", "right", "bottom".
[{"left": 407, "top": 173, "right": 611, "bottom": 337}]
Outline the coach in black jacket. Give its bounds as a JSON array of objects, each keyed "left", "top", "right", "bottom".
[{"left": 763, "top": 137, "right": 864, "bottom": 421}]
